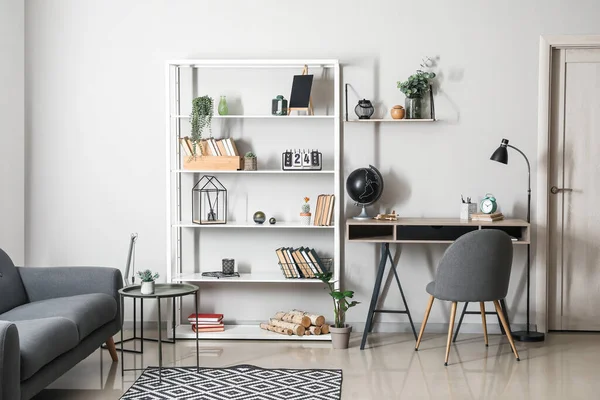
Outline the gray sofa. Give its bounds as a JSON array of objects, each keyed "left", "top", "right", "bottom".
[{"left": 0, "top": 248, "right": 123, "bottom": 400}]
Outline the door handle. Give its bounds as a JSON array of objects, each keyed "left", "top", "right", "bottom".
[{"left": 551, "top": 186, "right": 573, "bottom": 194}]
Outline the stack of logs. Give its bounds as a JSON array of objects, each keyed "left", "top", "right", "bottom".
[{"left": 260, "top": 310, "right": 329, "bottom": 336}]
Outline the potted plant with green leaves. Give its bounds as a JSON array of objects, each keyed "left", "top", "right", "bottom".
[
  {"left": 190, "top": 96, "right": 213, "bottom": 157},
  {"left": 397, "top": 62, "right": 436, "bottom": 119},
  {"left": 300, "top": 197, "right": 311, "bottom": 225},
  {"left": 316, "top": 272, "right": 360, "bottom": 349},
  {"left": 244, "top": 151, "right": 257, "bottom": 171},
  {"left": 137, "top": 269, "right": 159, "bottom": 295}
]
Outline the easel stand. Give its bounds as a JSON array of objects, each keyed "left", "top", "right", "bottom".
[
  {"left": 360, "top": 243, "right": 417, "bottom": 350},
  {"left": 288, "top": 65, "right": 314, "bottom": 116},
  {"left": 102, "top": 298, "right": 176, "bottom": 354}
]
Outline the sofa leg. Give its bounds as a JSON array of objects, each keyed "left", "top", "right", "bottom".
[{"left": 105, "top": 337, "right": 119, "bottom": 362}]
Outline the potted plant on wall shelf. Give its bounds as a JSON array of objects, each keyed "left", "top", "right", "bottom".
[
  {"left": 316, "top": 272, "right": 360, "bottom": 349},
  {"left": 244, "top": 151, "right": 257, "bottom": 171},
  {"left": 137, "top": 269, "right": 159, "bottom": 295},
  {"left": 190, "top": 96, "right": 213, "bottom": 156},
  {"left": 397, "top": 65, "right": 435, "bottom": 119},
  {"left": 300, "top": 197, "right": 311, "bottom": 225}
]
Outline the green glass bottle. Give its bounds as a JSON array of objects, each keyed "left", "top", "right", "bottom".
[{"left": 218, "top": 95, "right": 228, "bottom": 116}]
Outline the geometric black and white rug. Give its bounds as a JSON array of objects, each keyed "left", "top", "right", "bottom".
[{"left": 121, "top": 365, "right": 343, "bottom": 400}]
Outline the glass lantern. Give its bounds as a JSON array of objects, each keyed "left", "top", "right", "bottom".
[
  {"left": 354, "top": 99, "right": 374, "bottom": 119},
  {"left": 192, "top": 175, "right": 227, "bottom": 224},
  {"left": 271, "top": 95, "right": 288, "bottom": 116}
]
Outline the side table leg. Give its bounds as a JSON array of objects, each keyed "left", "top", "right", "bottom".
[
  {"left": 157, "top": 298, "right": 162, "bottom": 383},
  {"left": 120, "top": 295, "right": 124, "bottom": 376},
  {"left": 360, "top": 243, "right": 388, "bottom": 350},
  {"left": 195, "top": 292, "right": 199, "bottom": 372},
  {"left": 140, "top": 299, "right": 144, "bottom": 353}
]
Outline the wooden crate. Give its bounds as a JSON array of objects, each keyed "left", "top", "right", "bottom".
[{"left": 183, "top": 156, "right": 242, "bottom": 171}]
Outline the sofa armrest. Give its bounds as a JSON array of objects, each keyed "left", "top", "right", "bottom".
[
  {"left": 0, "top": 321, "right": 20, "bottom": 400},
  {"left": 17, "top": 267, "right": 123, "bottom": 325}
]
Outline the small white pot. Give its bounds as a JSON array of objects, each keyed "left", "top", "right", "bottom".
[
  {"left": 300, "top": 213, "right": 311, "bottom": 226},
  {"left": 141, "top": 281, "right": 155, "bottom": 295}
]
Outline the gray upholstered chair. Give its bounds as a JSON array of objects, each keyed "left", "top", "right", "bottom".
[{"left": 414, "top": 229, "right": 520, "bottom": 365}]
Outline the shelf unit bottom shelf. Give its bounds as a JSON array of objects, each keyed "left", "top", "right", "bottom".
[{"left": 172, "top": 324, "right": 332, "bottom": 341}]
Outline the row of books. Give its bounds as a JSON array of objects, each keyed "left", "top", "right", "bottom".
[
  {"left": 275, "top": 247, "right": 326, "bottom": 279},
  {"left": 179, "top": 137, "right": 240, "bottom": 157},
  {"left": 471, "top": 212, "right": 504, "bottom": 222},
  {"left": 313, "top": 195, "right": 335, "bottom": 226},
  {"left": 188, "top": 313, "right": 224, "bottom": 332}
]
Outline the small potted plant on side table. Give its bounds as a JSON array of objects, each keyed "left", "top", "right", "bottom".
[
  {"left": 316, "top": 272, "right": 360, "bottom": 349},
  {"left": 138, "top": 269, "right": 159, "bottom": 295}
]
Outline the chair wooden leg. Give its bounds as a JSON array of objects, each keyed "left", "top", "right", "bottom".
[
  {"left": 105, "top": 337, "right": 118, "bottom": 362},
  {"left": 445, "top": 302, "right": 458, "bottom": 366},
  {"left": 493, "top": 300, "right": 520, "bottom": 361},
  {"left": 415, "top": 295, "right": 435, "bottom": 351},
  {"left": 480, "top": 302, "right": 488, "bottom": 347}
]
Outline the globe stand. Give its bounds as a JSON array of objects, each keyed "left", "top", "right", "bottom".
[{"left": 353, "top": 204, "right": 371, "bottom": 220}]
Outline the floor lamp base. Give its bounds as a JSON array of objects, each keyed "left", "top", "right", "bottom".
[{"left": 512, "top": 330, "right": 545, "bottom": 342}]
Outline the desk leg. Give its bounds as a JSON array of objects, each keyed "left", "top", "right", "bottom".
[
  {"left": 157, "top": 298, "right": 162, "bottom": 383},
  {"left": 387, "top": 248, "right": 417, "bottom": 341},
  {"left": 360, "top": 244, "right": 388, "bottom": 350}
]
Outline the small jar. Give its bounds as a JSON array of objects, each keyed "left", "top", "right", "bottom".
[{"left": 390, "top": 105, "right": 405, "bottom": 119}]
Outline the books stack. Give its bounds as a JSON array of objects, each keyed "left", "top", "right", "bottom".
[
  {"left": 275, "top": 247, "right": 326, "bottom": 278},
  {"left": 471, "top": 212, "right": 504, "bottom": 222},
  {"left": 188, "top": 313, "right": 224, "bottom": 333},
  {"left": 313, "top": 195, "right": 335, "bottom": 226},
  {"left": 180, "top": 137, "right": 240, "bottom": 157}
]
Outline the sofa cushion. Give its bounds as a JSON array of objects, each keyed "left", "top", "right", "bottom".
[
  {"left": 15, "top": 317, "right": 79, "bottom": 381},
  {"left": 0, "top": 293, "right": 117, "bottom": 340},
  {"left": 0, "top": 248, "right": 28, "bottom": 314}
]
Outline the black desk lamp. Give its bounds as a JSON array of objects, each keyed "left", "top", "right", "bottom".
[{"left": 490, "top": 139, "right": 545, "bottom": 342}]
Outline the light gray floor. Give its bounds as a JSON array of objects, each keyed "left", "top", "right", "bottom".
[{"left": 32, "top": 330, "right": 600, "bottom": 399}]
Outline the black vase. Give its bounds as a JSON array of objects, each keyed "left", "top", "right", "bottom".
[{"left": 354, "top": 99, "right": 374, "bottom": 119}]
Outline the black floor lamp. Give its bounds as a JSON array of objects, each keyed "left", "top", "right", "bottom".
[{"left": 490, "top": 139, "right": 545, "bottom": 342}]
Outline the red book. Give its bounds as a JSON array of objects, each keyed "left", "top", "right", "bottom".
[
  {"left": 188, "top": 313, "right": 223, "bottom": 322},
  {"left": 190, "top": 323, "right": 224, "bottom": 329},
  {"left": 192, "top": 325, "right": 225, "bottom": 333},
  {"left": 188, "top": 320, "right": 223, "bottom": 325}
]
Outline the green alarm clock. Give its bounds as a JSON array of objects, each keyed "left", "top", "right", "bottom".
[{"left": 479, "top": 193, "right": 498, "bottom": 214}]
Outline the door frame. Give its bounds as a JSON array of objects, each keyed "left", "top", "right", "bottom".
[{"left": 536, "top": 35, "right": 600, "bottom": 332}]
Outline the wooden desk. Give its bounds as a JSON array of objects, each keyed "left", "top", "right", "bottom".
[{"left": 347, "top": 218, "right": 530, "bottom": 350}]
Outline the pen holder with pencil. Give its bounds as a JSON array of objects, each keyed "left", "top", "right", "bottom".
[{"left": 460, "top": 203, "right": 477, "bottom": 221}]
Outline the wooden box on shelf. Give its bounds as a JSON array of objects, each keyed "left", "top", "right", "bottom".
[{"left": 183, "top": 155, "right": 242, "bottom": 171}]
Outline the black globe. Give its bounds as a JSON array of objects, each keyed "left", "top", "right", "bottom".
[{"left": 346, "top": 165, "right": 384, "bottom": 205}]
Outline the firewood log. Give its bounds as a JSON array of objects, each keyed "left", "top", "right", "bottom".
[
  {"left": 304, "top": 330, "right": 311, "bottom": 335},
  {"left": 309, "top": 326, "right": 321, "bottom": 335},
  {"left": 321, "top": 324, "right": 330, "bottom": 334},
  {"left": 260, "top": 323, "right": 292, "bottom": 335},
  {"left": 289, "top": 310, "right": 326, "bottom": 327},
  {"left": 269, "top": 318, "right": 305, "bottom": 336},
  {"left": 274, "top": 311, "right": 311, "bottom": 328}
]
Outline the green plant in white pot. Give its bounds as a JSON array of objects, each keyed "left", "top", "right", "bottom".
[
  {"left": 190, "top": 96, "right": 213, "bottom": 157},
  {"left": 316, "top": 272, "right": 360, "bottom": 349},
  {"left": 137, "top": 269, "right": 159, "bottom": 295}
]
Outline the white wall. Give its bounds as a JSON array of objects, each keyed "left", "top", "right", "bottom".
[
  {"left": 0, "top": 0, "right": 24, "bottom": 265},
  {"left": 24, "top": 0, "right": 600, "bottom": 330}
]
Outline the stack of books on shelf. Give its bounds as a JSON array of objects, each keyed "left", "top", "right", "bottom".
[
  {"left": 188, "top": 313, "right": 224, "bottom": 333},
  {"left": 471, "top": 212, "right": 504, "bottom": 222},
  {"left": 179, "top": 137, "right": 240, "bottom": 157},
  {"left": 313, "top": 194, "right": 335, "bottom": 226},
  {"left": 275, "top": 247, "right": 327, "bottom": 279}
]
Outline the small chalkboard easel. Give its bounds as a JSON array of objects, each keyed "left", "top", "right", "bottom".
[{"left": 288, "top": 65, "right": 314, "bottom": 115}]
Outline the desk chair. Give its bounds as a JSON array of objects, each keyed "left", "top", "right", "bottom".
[{"left": 414, "top": 229, "right": 520, "bottom": 365}]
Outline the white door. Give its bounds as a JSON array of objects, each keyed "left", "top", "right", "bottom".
[{"left": 549, "top": 48, "right": 600, "bottom": 331}]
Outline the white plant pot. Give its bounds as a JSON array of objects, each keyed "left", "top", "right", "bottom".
[
  {"left": 300, "top": 213, "right": 311, "bottom": 226},
  {"left": 141, "top": 281, "right": 155, "bottom": 295},
  {"left": 329, "top": 324, "right": 352, "bottom": 349}
]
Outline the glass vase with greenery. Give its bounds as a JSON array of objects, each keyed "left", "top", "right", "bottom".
[
  {"left": 190, "top": 96, "right": 213, "bottom": 156},
  {"left": 397, "top": 66, "right": 436, "bottom": 119}
]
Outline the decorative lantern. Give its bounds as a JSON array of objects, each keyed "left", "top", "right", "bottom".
[
  {"left": 271, "top": 95, "right": 288, "bottom": 116},
  {"left": 192, "top": 175, "right": 227, "bottom": 224},
  {"left": 354, "top": 99, "right": 374, "bottom": 119}
]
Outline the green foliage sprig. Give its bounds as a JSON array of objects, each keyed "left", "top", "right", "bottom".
[
  {"left": 397, "top": 70, "right": 436, "bottom": 98},
  {"left": 190, "top": 96, "right": 213, "bottom": 156},
  {"left": 137, "top": 269, "right": 159, "bottom": 283},
  {"left": 245, "top": 151, "right": 256, "bottom": 158},
  {"left": 316, "top": 272, "right": 360, "bottom": 328}
]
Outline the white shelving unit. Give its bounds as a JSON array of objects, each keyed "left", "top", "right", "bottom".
[{"left": 166, "top": 59, "right": 341, "bottom": 341}]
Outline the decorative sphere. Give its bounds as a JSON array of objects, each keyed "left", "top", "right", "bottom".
[
  {"left": 346, "top": 165, "right": 384, "bottom": 205},
  {"left": 253, "top": 211, "right": 266, "bottom": 224},
  {"left": 269, "top": 217, "right": 276, "bottom": 225}
]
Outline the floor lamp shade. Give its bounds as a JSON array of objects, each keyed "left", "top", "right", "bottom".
[{"left": 490, "top": 139, "right": 509, "bottom": 164}]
